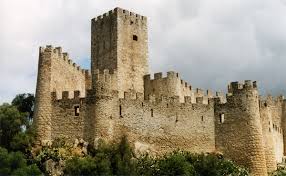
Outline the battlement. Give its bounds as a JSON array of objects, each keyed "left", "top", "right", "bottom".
[
  {"left": 91, "top": 7, "right": 147, "bottom": 24},
  {"left": 144, "top": 71, "right": 192, "bottom": 90},
  {"left": 39, "top": 45, "right": 90, "bottom": 75},
  {"left": 259, "top": 95, "right": 285, "bottom": 107},
  {"left": 228, "top": 80, "right": 257, "bottom": 93},
  {"left": 51, "top": 90, "right": 85, "bottom": 101},
  {"left": 94, "top": 69, "right": 117, "bottom": 83}
]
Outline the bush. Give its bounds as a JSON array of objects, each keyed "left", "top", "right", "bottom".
[
  {"left": 270, "top": 166, "right": 286, "bottom": 176},
  {"left": 64, "top": 137, "right": 249, "bottom": 176},
  {"left": 0, "top": 147, "right": 41, "bottom": 176},
  {"left": 64, "top": 136, "right": 136, "bottom": 176}
]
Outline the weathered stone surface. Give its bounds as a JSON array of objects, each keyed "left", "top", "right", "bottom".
[{"left": 33, "top": 7, "right": 286, "bottom": 176}]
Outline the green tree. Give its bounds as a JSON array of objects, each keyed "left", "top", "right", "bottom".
[
  {"left": 0, "top": 104, "right": 28, "bottom": 149},
  {"left": 12, "top": 93, "right": 35, "bottom": 120},
  {"left": 0, "top": 147, "right": 41, "bottom": 176}
]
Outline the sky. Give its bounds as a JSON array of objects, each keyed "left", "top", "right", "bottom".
[{"left": 1, "top": 0, "right": 286, "bottom": 103}]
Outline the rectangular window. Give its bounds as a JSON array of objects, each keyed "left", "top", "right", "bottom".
[
  {"left": 74, "top": 106, "right": 80, "bottom": 116},
  {"left": 133, "top": 35, "right": 138, "bottom": 41}
]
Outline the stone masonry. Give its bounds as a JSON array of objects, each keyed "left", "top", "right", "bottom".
[{"left": 33, "top": 7, "right": 286, "bottom": 176}]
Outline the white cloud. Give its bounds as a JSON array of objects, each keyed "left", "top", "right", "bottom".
[{"left": 1, "top": 0, "right": 286, "bottom": 103}]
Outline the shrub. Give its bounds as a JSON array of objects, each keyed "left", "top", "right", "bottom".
[{"left": 0, "top": 147, "right": 41, "bottom": 176}]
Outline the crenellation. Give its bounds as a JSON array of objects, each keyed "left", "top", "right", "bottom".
[
  {"left": 206, "top": 90, "right": 213, "bottom": 97},
  {"left": 74, "top": 90, "right": 80, "bottom": 99},
  {"left": 167, "top": 71, "right": 178, "bottom": 78},
  {"left": 196, "top": 97, "right": 204, "bottom": 104},
  {"left": 62, "top": 91, "right": 69, "bottom": 99},
  {"left": 154, "top": 72, "right": 162, "bottom": 79},
  {"left": 62, "top": 52, "right": 69, "bottom": 60}
]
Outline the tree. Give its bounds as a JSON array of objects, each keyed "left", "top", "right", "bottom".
[
  {"left": 0, "top": 104, "right": 28, "bottom": 149},
  {"left": 11, "top": 93, "right": 35, "bottom": 120},
  {"left": 0, "top": 147, "right": 41, "bottom": 175}
]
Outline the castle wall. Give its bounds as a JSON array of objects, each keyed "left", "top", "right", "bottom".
[
  {"left": 51, "top": 91, "right": 86, "bottom": 141},
  {"left": 215, "top": 81, "right": 268, "bottom": 176},
  {"left": 144, "top": 72, "right": 193, "bottom": 102},
  {"left": 50, "top": 47, "right": 90, "bottom": 98},
  {"left": 259, "top": 96, "right": 284, "bottom": 172},
  {"left": 144, "top": 72, "right": 215, "bottom": 103},
  {"left": 91, "top": 86, "right": 215, "bottom": 155},
  {"left": 33, "top": 45, "right": 91, "bottom": 144},
  {"left": 116, "top": 95, "right": 216, "bottom": 155}
]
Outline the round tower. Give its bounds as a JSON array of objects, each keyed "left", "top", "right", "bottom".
[
  {"left": 33, "top": 46, "right": 53, "bottom": 145},
  {"left": 215, "top": 80, "right": 268, "bottom": 176},
  {"left": 89, "top": 69, "right": 119, "bottom": 147}
]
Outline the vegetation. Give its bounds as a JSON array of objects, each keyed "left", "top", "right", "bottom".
[
  {"left": 0, "top": 147, "right": 41, "bottom": 176},
  {"left": 64, "top": 136, "right": 249, "bottom": 176},
  {"left": 270, "top": 166, "right": 286, "bottom": 176}
]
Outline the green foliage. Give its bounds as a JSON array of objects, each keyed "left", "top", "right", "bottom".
[
  {"left": 64, "top": 136, "right": 136, "bottom": 176},
  {"left": 64, "top": 137, "right": 249, "bottom": 176},
  {"left": 0, "top": 103, "right": 28, "bottom": 149},
  {"left": 270, "top": 166, "right": 286, "bottom": 176},
  {"left": 11, "top": 93, "right": 35, "bottom": 120},
  {"left": 10, "top": 128, "right": 35, "bottom": 153},
  {"left": 0, "top": 147, "right": 41, "bottom": 176}
]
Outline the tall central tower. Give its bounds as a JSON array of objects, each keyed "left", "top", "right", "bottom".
[{"left": 91, "top": 7, "right": 149, "bottom": 97}]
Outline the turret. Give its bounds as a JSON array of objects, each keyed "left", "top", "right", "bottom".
[
  {"left": 33, "top": 46, "right": 53, "bottom": 145},
  {"left": 215, "top": 80, "right": 268, "bottom": 176}
]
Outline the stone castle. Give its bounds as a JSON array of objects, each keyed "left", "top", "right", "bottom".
[{"left": 33, "top": 7, "right": 286, "bottom": 175}]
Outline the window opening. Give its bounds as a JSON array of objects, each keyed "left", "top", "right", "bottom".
[
  {"left": 219, "top": 113, "right": 225, "bottom": 123},
  {"left": 133, "top": 35, "right": 138, "bottom": 41},
  {"left": 74, "top": 106, "right": 80, "bottom": 116}
]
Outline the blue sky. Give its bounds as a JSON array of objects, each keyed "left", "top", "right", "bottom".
[{"left": 1, "top": 0, "right": 286, "bottom": 103}]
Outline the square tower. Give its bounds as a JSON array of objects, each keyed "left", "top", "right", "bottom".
[{"left": 91, "top": 7, "right": 149, "bottom": 97}]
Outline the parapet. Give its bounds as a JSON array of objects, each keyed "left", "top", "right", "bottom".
[
  {"left": 91, "top": 7, "right": 147, "bottom": 25},
  {"left": 94, "top": 69, "right": 117, "bottom": 83},
  {"left": 228, "top": 80, "right": 258, "bottom": 93},
  {"left": 51, "top": 90, "right": 85, "bottom": 101},
  {"left": 259, "top": 95, "right": 285, "bottom": 107},
  {"left": 39, "top": 45, "right": 90, "bottom": 76}
]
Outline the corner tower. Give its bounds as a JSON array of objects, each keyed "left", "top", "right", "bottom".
[{"left": 91, "top": 7, "right": 149, "bottom": 97}]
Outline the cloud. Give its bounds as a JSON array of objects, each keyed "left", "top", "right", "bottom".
[{"left": 1, "top": 0, "right": 286, "bottom": 103}]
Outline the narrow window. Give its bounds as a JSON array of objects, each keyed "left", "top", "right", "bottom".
[
  {"left": 167, "top": 103, "right": 169, "bottom": 108},
  {"left": 141, "top": 102, "right": 144, "bottom": 107},
  {"left": 269, "top": 128, "right": 271, "bottom": 132},
  {"left": 119, "top": 105, "right": 122, "bottom": 117},
  {"left": 201, "top": 116, "right": 204, "bottom": 121},
  {"left": 133, "top": 35, "right": 138, "bottom": 41},
  {"left": 219, "top": 113, "right": 225, "bottom": 123},
  {"left": 151, "top": 109, "right": 153, "bottom": 117},
  {"left": 74, "top": 106, "right": 80, "bottom": 116}
]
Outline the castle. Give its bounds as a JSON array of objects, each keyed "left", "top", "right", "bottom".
[{"left": 33, "top": 7, "right": 286, "bottom": 176}]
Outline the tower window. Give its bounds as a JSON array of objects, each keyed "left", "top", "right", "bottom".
[
  {"left": 151, "top": 109, "right": 153, "bottom": 117},
  {"left": 119, "top": 105, "right": 122, "bottom": 117},
  {"left": 133, "top": 35, "right": 138, "bottom": 41},
  {"left": 74, "top": 106, "right": 80, "bottom": 116},
  {"left": 219, "top": 113, "right": 225, "bottom": 123}
]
